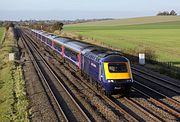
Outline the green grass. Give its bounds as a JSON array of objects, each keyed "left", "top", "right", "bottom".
[
  {"left": 0, "top": 30, "right": 29, "bottom": 121},
  {"left": 0, "top": 64, "right": 14, "bottom": 121},
  {"left": 0, "top": 27, "right": 5, "bottom": 44},
  {"left": 66, "top": 16, "right": 180, "bottom": 26},
  {"left": 65, "top": 21, "right": 180, "bottom": 31},
  {"left": 64, "top": 19, "right": 180, "bottom": 64}
]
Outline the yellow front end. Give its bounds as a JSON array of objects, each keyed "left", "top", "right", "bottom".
[{"left": 104, "top": 62, "right": 131, "bottom": 80}]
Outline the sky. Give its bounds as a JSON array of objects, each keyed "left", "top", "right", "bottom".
[{"left": 0, "top": 0, "right": 180, "bottom": 20}]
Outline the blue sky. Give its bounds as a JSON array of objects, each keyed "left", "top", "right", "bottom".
[{"left": 0, "top": 0, "right": 180, "bottom": 20}]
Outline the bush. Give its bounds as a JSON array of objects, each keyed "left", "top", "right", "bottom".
[
  {"left": 51, "top": 22, "right": 64, "bottom": 32},
  {"left": 143, "top": 47, "right": 157, "bottom": 61},
  {"left": 3, "top": 22, "right": 15, "bottom": 31},
  {"left": 0, "top": 22, "right": 3, "bottom": 27},
  {"left": 125, "top": 45, "right": 157, "bottom": 62},
  {"left": 77, "top": 35, "right": 83, "bottom": 40}
]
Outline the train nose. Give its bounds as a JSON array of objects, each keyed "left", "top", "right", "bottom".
[{"left": 103, "top": 62, "right": 131, "bottom": 80}]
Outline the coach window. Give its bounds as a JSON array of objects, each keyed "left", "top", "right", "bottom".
[
  {"left": 48, "top": 39, "right": 52, "bottom": 46},
  {"left": 42, "top": 36, "right": 45, "bottom": 42},
  {"left": 65, "top": 48, "right": 78, "bottom": 62},
  {"left": 54, "top": 42, "right": 62, "bottom": 52},
  {"left": 71, "top": 51, "right": 78, "bottom": 61}
]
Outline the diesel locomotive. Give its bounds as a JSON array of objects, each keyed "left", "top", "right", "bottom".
[{"left": 28, "top": 29, "right": 133, "bottom": 96}]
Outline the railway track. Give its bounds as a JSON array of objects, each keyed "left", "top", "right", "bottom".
[
  {"left": 133, "top": 80, "right": 180, "bottom": 116},
  {"left": 132, "top": 67, "right": 180, "bottom": 95},
  {"left": 64, "top": 63, "right": 166, "bottom": 121},
  {"left": 62, "top": 65, "right": 140, "bottom": 122},
  {"left": 20, "top": 32, "right": 68, "bottom": 121},
  {"left": 20, "top": 30, "right": 91, "bottom": 122},
  {"left": 23, "top": 29, "right": 139, "bottom": 121},
  {"left": 22, "top": 28, "right": 180, "bottom": 121},
  {"left": 132, "top": 67, "right": 180, "bottom": 101},
  {"left": 112, "top": 96, "right": 162, "bottom": 122},
  {"left": 56, "top": 53, "right": 180, "bottom": 121},
  {"left": 131, "top": 67, "right": 180, "bottom": 121}
]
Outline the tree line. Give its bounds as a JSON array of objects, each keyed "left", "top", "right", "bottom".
[
  {"left": 0, "top": 21, "right": 64, "bottom": 33},
  {"left": 157, "top": 10, "right": 177, "bottom": 16},
  {"left": 28, "top": 22, "right": 64, "bottom": 33}
]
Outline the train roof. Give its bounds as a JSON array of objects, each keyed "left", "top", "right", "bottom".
[
  {"left": 54, "top": 37, "right": 71, "bottom": 45},
  {"left": 32, "top": 29, "right": 58, "bottom": 39},
  {"left": 31, "top": 29, "right": 123, "bottom": 60},
  {"left": 64, "top": 41, "right": 92, "bottom": 52},
  {"left": 84, "top": 48, "right": 121, "bottom": 62},
  {"left": 32, "top": 29, "right": 43, "bottom": 34},
  {"left": 81, "top": 46, "right": 97, "bottom": 54},
  {"left": 32, "top": 29, "right": 49, "bottom": 37},
  {"left": 47, "top": 34, "right": 59, "bottom": 40},
  {"left": 31, "top": 29, "right": 39, "bottom": 33},
  {"left": 41, "top": 32, "right": 49, "bottom": 35}
]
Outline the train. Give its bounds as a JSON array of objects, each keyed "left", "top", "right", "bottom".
[{"left": 27, "top": 29, "right": 133, "bottom": 96}]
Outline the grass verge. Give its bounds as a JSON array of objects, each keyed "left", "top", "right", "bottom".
[
  {"left": 0, "top": 27, "right": 5, "bottom": 45},
  {"left": 0, "top": 28, "right": 29, "bottom": 121}
]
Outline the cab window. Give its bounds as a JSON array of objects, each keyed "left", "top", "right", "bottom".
[{"left": 108, "top": 63, "right": 127, "bottom": 73}]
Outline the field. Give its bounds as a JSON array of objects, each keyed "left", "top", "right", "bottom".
[
  {"left": 67, "top": 16, "right": 180, "bottom": 27},
  {"left": 64, "top": 16, "right": 180, "bottom": 65}
]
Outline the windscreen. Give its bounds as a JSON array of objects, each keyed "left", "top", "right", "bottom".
[{"left": 108, "top": 63, "right": 128, "bottom": 73}]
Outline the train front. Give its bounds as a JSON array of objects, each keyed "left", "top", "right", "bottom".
[{"left": 101, "top": 54, "right": 133, "bottom": 95}]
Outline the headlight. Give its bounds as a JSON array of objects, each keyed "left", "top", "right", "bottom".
[
  {"left": 108, "top": 80, "right": 114, "bottom": 83},
  {"left": 127, "top": 79, "right": 133, "bottom": 82}
]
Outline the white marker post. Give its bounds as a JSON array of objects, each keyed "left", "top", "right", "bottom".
[
  {"left": 9, "top": 53, "right": 15, "bottom": 61},
  {"left": 139, "top": 53, "right": 145, "bottom": 65}
]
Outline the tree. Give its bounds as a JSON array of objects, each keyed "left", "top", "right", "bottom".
[
  {"left": 8, "top": 22, "right": 14, "bottom": 28},
  {"left": 51, "top": 22, "right": 64, "bottom": 32},
  {"left": 157, "top": 10, "right": 177, "bottom": 16},
  {"left": 3, "top": 22, "right": 14, "bottom": 30},
  {"left": 170, "top": 10, "right": 177, "bottom": 15}
]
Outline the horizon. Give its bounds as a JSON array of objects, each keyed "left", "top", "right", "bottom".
[
  {"left": 0, "top": 0, "right": 180, "bottom": 21},
  {"left": 1, "top": 15, "right": 180, "bottom": 22},
  {"left": 1, "top": 15, "right": 174, "bottom": 22}
]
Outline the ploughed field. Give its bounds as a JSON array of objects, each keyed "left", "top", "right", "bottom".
[{"left": 64, "top": 16, "right": 180, "bottom": 65}]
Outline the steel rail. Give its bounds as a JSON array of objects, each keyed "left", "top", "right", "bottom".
[
  {"left": 123, "top": 97, "right": 162, "bottom": 122},
  {"left": 132, "top": 67, "right": 180, "bottom": 95},
  {"left": 134, "top": 80, "right": 180, "bottom": 118},
  {"left": 20, "top": 32, "right": 69, "bottom": 122}
]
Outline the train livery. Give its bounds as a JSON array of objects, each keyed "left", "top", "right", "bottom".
[{"left": 28, "top": 29, "right": 133, "bottom": 96}]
